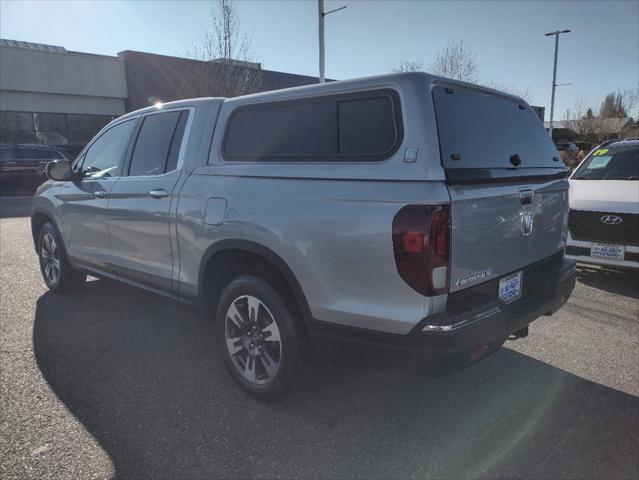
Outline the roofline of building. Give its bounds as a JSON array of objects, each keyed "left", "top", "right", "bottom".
[
  {"left": 544, "top": 117, "right": 635, "bottom": 126},
  {"left": 1, "top": 38, "right": 122, "bottom": 61},
  {"left": 116, "top": 48, "right": 327, "bottom": 82}
]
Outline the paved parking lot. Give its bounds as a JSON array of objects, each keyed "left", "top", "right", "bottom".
[{"left": 1, "top": 198, "right": 638, "bottom": 479}]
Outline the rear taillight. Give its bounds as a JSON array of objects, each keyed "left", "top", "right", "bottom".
[{"left": 392, "top": 204, "right": 450, "bottom": 296}]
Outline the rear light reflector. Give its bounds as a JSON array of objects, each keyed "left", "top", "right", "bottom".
[
  {"left": 392, "top": 204, "right": 451, "bottom": 296},
  {"left": 432, "top": 209, "right": 448, "bottom": 257},
  {"left": 403, "top": 231, "right": 424, "bottom": 253}
]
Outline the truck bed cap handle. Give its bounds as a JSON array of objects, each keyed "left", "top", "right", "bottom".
[
  {"left": 519, "top": 189, "right": 533, "bottom": 205},
  {"left": 148, "top": 189, "right": 168, "bottom": 199}
]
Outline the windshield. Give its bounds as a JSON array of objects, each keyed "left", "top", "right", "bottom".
[{"left": 572, "top": 145, "right": 639, "bottom": 180}]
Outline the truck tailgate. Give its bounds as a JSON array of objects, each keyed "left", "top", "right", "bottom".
[
  {"left": 431, "top": 81, "right": 570, "bottom": 293},
  {"left": 448, "top": 178, "right": 569, "bottom": 292}
]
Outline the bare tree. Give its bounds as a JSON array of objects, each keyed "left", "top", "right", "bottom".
[
  {"left": 394, "top": 39, "right": 535, "bottom": 103},
  {"left": 392, "top": 60, "right": 424, "bottom": 73},
  {"left": 600, "top": 91, "right": 627, "bottom": 118},
  {"left": 203, "top": 0, "right": 254, "bottom": 61},
  {"left": 562, "top": 89, "right": 639, "bottom": 142},
  {"left": 429, "top": 38, "right": 478, "bottom": 82},
  {"left": 599, "top": 89, "right": 637, "bottom": 118},
  {"left": 625, "top": 88, "right": 639, "bottom": 117},
  {"left": 563, "top": 98, "right": 606, "bottom": 142},
  {"left": 180, "top": 0, "right": 262, "bottom": 99}
]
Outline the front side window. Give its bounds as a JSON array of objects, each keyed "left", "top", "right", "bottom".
[
  {"left": 82, "top": 119, "right": 136, "bottom": 178},
  {"left": 128, "top": 110, "right": 188, "bottom": 177},
  {"left": 222, "top": 89, "right": 402, "bottom": 162},
  {"left": 572, "top": 145, "right": 639, "bottom": 181}
]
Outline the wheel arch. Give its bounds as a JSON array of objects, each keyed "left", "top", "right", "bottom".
[
  {"left": 198, "top": 239, "right": 317, "bottom": 349},
  {"left": 31, "top": 209, "right": 56, "bottom": 252}
]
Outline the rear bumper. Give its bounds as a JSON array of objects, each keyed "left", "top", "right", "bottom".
[
  {"left": 315, "top": 254, "right": 576, "bottom": 356},
  {"left": 566, "top": 237, "right": 639, "bottom": 270}
]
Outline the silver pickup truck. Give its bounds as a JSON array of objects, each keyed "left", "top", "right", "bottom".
[{"left": 31, "top": 72, "right": 576, "bottom": 400}]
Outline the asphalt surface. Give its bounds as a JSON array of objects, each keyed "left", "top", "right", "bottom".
[{"left": 1, "top": 196, "right": 638, "bottom": 479}]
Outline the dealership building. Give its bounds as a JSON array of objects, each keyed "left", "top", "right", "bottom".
[{"left": 0, "top": 39, "right": 321, "bottom": 155}]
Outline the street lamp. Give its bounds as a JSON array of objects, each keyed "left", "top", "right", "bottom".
[
  {"left": 318, "top": 0, "right": 346, "bottom": 83},
  {"left": 545, "top": 29, "right": 571, "bottom": 140}
]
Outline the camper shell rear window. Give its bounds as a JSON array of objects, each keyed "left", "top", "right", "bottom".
[{"left": 432, "top": 85, "right": 563, "bottom": 178}]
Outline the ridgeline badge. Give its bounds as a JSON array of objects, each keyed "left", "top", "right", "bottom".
[{"left": 456, "top": 269, "right": 493, "bottom": 287}]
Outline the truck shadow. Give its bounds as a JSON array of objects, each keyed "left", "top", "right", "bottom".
[
  {"left": 33, "top": 279, "right": 639, "bottom": 480},
  {"left": 576, "top": 263, "right": 639, "bottom": 299}
]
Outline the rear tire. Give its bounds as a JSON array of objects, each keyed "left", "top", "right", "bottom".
[
  {"left": 37, "top": 222, "right": 86, "bottom": 292},
  {"left": 215, "top": 275, "right": 301, "bottom": 401}
]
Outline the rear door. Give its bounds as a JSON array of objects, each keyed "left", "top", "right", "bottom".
[
  {"left": 432, "top": 84, "right": 569, "bottom": 292},
  {"left": 107, "top": 108, "right": 190, "bottom": 293}
]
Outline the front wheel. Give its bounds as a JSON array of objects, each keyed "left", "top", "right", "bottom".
[
  {"left": 216, "top": 275, "right": 301, "bottom": 401},
  {"left": 38, "top": 222, "right": 86, "bottom": 292}
]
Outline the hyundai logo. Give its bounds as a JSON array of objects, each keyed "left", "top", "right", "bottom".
[{"left": 601, "top": 215, "right": 623, "bottom": 225}]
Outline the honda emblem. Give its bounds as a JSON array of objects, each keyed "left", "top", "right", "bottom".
[{"left": 521, "top": 212, "right": 534, "bottom": 236}]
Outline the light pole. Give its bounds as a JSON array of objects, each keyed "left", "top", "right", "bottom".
[
  {"left": 545, "top": 29, "right": 571, "bottom": 140},
  {"left": 318, "top": 0, "right": 346, "bottom": 83}
]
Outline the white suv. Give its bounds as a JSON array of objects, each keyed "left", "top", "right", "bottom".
[{"left": 567, "top": 139, "right": 639, "bottom": 269}]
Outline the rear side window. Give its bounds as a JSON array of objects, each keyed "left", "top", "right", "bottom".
[
  {"left": 165, "top": 111, "right": 189, "bottom": 173},
  {"left": 224, "top": 101, "right": 334, "bottom": 157},
  {"left": 129, "top": 110, "right": 188, "bottom": 176},
  {"left": 433, "top": 85, "right": 560, "bottom": 170},
  {"left": 222, "top": 89, "right": 402, "bottom": 162},
  {"left": 338, "top": 97, "right": 396, "bottom": 155}
]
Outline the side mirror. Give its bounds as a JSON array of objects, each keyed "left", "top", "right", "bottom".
[{"left": 46, "top": 160, "right": 72, "bottom": 181}]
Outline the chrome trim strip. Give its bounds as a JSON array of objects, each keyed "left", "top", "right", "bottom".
[{"left": 421, "top": 306, "right": 501, "bottom": 333}]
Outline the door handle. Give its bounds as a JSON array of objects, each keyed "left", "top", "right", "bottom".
[
  {"left": 148, "top": 189, "right": 168, "bottom": 199},
  {"left": 94, "top": 190, "right": 108, "bottom": 198},
  {"left": 519, "top": 189, "right": 533, "bottom": 205}
]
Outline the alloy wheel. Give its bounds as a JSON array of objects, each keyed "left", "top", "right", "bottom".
[
  {"left": 41, "top": 233, "right": 61, "bottom": 284},
  {"left": 224, "top": 295, "right": 282, "bottom": 385}
]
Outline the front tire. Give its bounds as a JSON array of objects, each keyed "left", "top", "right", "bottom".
[
  {"left": 37, "top": 222, "right": 86, "bottom": 292},
  {"left": 215, "top": 275, "right": 301, "bottom": 401}
]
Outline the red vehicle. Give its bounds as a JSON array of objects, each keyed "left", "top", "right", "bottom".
[{"left": 0, "top": 145, "right": 70, "bottom": 196}]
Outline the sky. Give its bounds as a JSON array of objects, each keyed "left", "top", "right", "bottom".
[{"left": 1, "top": 0, "right": 638, "bottom": 118}]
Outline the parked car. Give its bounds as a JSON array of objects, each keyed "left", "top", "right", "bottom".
[
  {"left": 556, "top": 141, "right": 593, "bottom": 152},
  {"left": 0, "top": 144, "right": 70, "bottom": 196},
  {"left": 31, "top": 73, "right": 576, "bottom": 400},
  {"left": 566, "top": 138, "right": 639, "bottom": 269}
]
